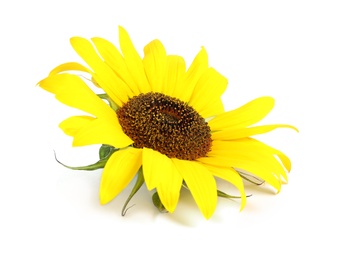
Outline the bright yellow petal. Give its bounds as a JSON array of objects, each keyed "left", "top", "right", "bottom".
[
  {"left": 172, "top": 159, "right": 217, "bottom": 219},
  {"left": 197, "top": 155, "right": 234, "bottom": 169},
  {"left": 198, "top": 139, "right": 289, "bottom": 191},
  {"left": 70, "top": 37, "right": 132, "bottom": 105},
  {"left": 199, "top": 98, "right": 225, "bottom": 119},
  {"left": 119, "top": 26, "right": 151, "bottom": 93},
  {"left": 72, "top": 118, "right": 133, "bottom": 148},
  {"left": 91, "top": 37, "right": 141, "bottom": 96},
  {"left": 275, "top": 149, "right": 291, "bottom": 173},
  {"left": 142, "top": 148, "right": 164, "bottom": 190},
  {"left": 245, "top": 137, "right": 292, "bottom": 174},
  {"left": 209, "top": 97, "right": 275, "bottom": 131},
  {"left": 100, "top": 148, "right": 142, "bottom": 204},
  {"left": 210, "top": 139, "right": 288, "bottom": 182},
  {"left": 156, "top": 161, "right": 183, "bottom": 213},
  {"left": 143, "top": 39, "right": 167, "bottom": 93},
  {"left": 189, "top": 68, "right": 228, "bottom": 114},
  {"left": 38, "top": 73, "right": 115, "bottom": 121},
  {"left": 142, "top": 148, "right": 183, "bottom": 212},
  {"left": 59, "top": 115, "right": 95, "bottom": 136},
  {"left": 212, "top": 124, "right": 299, "bottom": 140},
  {"left": 235, "top": 166, "right": 282, "bottom": 191},
  {"left": 177, "top": 47, "right": 209, "bottom": 102},
  {"left": 199, "top": 154, "right": 282, "bottom": 192},
  {"left": 49, "top": 62, "right": 91, "bottom": 75},
  {"left": 203, "top": 164, "right": 246, "bottom": 211},
  {"left": 164, "top": 55, "right": 186, "bottom": 97}
]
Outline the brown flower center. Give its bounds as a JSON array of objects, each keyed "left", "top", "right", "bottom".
[{"left": 117, "top": 92, "right": 212, "bottom": 160}]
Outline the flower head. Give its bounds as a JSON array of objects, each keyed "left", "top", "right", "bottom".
[{"left": 38, "top": 26, "right": 297, "bottom": 219}]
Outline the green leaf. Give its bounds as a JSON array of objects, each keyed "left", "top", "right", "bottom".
[
  {"left": 54, "top": 145, "right": 118, "bottom": 171},
  {"left": 152, "top": 192, "right": 168, "bottom": 213},
  {"left": 54, "top": 151, "right": 107, "bottom": 171},
  {"left": 99, "top": 144, "right": 115, "bottom": 160},
  {"left": 121, "top": 168, "right": 145, "bottom": 216}
]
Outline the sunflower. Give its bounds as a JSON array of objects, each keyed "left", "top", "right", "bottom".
[{"left": 38, "top": 26, "right": 297, "bottom": 219}]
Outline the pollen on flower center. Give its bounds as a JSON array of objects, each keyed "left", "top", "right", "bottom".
[{"left": 117, "top": 92, "right": 212, "bottom": 160}]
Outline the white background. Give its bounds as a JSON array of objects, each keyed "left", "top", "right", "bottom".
[{"left": 1, "top": 0, "right": 357, "bottom": 259}]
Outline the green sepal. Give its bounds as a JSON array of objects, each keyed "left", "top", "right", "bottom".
[
  {"left": 99, "top": 144, "right": 115, "bottom": 160},
  {"left": 55, "top": 155, "right": 106, "bottom": 171},
  {"left": 97, "top": 93, "right": 119, "bottom": 111},
  {"left": 217, "top": 189, "right": 251, "bottom": 199},
  {"left": 121, "top": 168, "right": 144, "bottom": 216},
  {"left": 152, "top": 192, "right": 168, "bottom": 213},
  {"left": 236, "top": 170, "right": 265, "bottom": 185},
  {"left": 54, "top": 148, "right": 114, "bottom": 171},
  {"left": 181, "top": 181, "right": 189, "bottom": 189}
]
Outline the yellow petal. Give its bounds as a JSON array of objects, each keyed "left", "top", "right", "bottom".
[
  {"left": 49, "top": 62, "right": 91, "bottom": 76},
  {"left": 72, "top": 118, "right": 133, "bottom": 148},
  {"left": 199, "top": 98, "right": 225, "bottom": 118},
  {"left": 143, "top": 39, "right": 167, "bottom": 93},
  {"left": 70, "top": 37, "right": 132, "bottom": 105},
  {"left": 177, "top": 47, "right": 209, "bottom": 102},
  {"left": 164, "top": 55, "right": 186, "bottom": 97},
  {"left": 156, "top": 161, "right": 183, "bottom": 213},
  {"left": 142, "top": 148, "right": 164, "bottom": 190},
  {"left": 91, "top": 37, "right": 141, "bottom": 96},
  {"left": 235, "top": 163, "right": 282, "bottom": 191},
  {"left": 100, "top": 148, "right": 142, "bottom": 204},
  {"left": 209, "top": 97, "right": 275, "bottom": 131},
  {"left": 203, "top": 164, "right": 246, "bottom": 211},
  {"left": 211, "top": 139, "right": 288, "bottom": 182},
  {"left": 119, "top": 26, "right": 151, "bottom": 93},
  {"left": 199, "top": 154, "right": 282, "bottom": 192},
  {"left": 275, "top": 149, "right": 291, "bottom": 173},
  {"left": 142, "top": 148, "right": 183, "bottom": 212},
  {"left": 245, "top": 137, "right": 292, "bottom": 174},
  {"left": 198, "top": 139, "right": 288, "bottom": 191},
  {"left": 38, "top": 73, "right": 115, "bottom": 121},
  {"left": 189, "top": 68, "right": 228, "bottom": 114},
  {"left": 197, "top": 155, "right": 233, "bottom": 168},
  {"left": 59, "top": 115, "right": 95, "bottom": 136},
  {"left": 172, "top": 159, "right": 217, "bottom": 219},
  {"left": 212, "top": 124, "right": 299, "bottom": 140}
]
